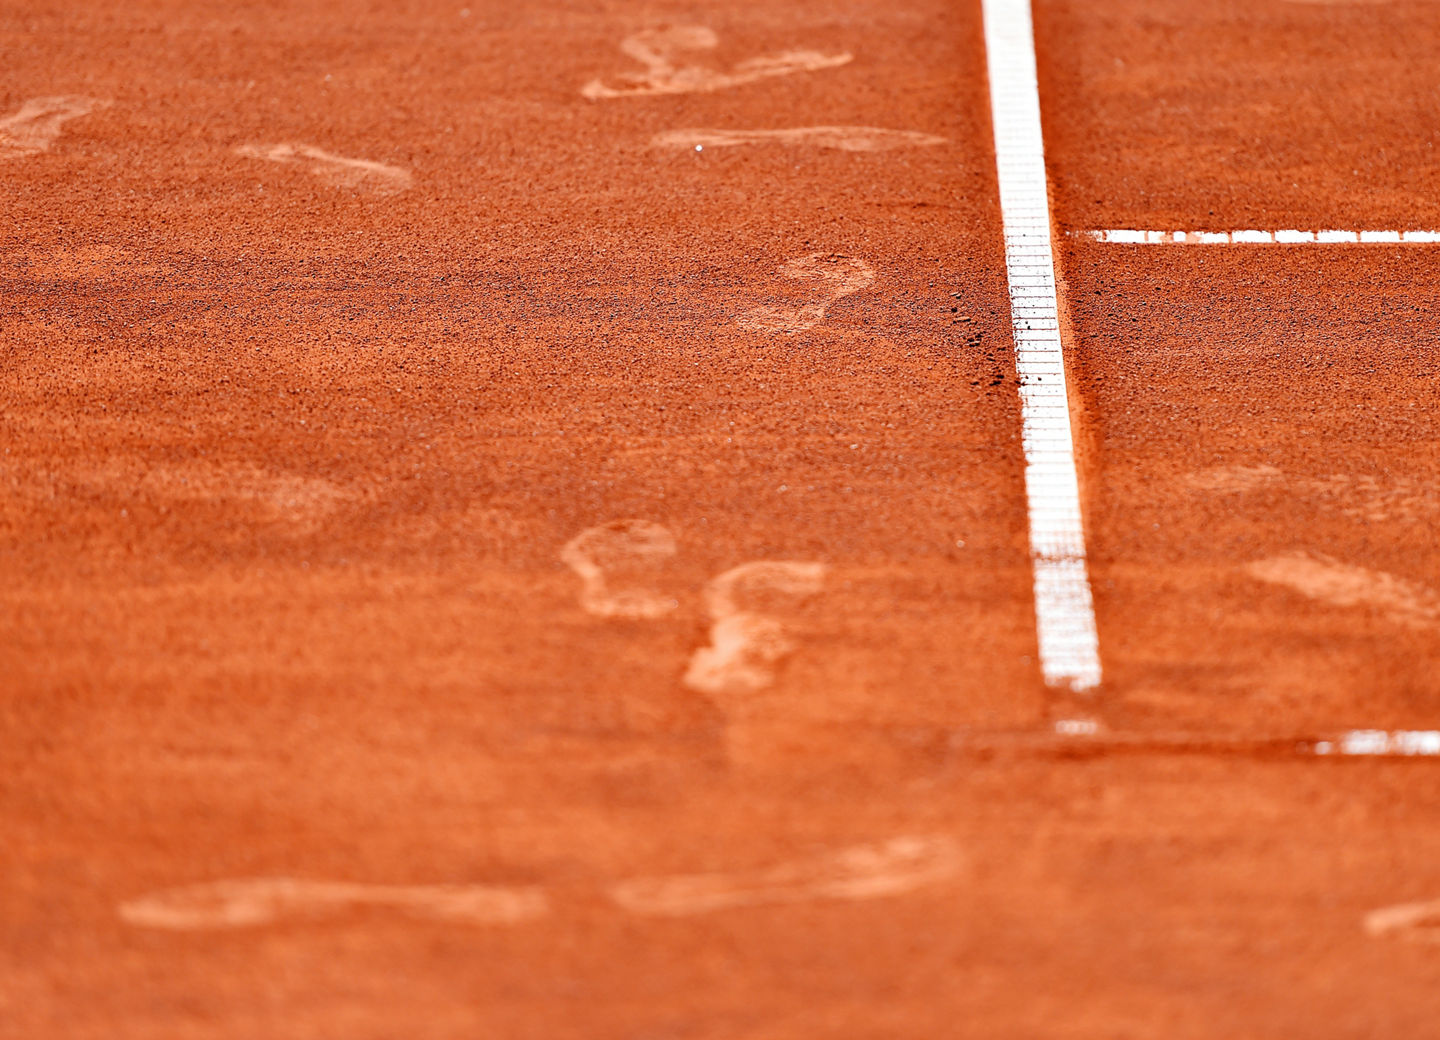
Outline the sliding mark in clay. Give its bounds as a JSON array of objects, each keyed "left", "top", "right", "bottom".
[
  {"left": 982, "top": 0, "right": 1102, "bottom": 691},
  {"left": 653, "top": 126, "right": 945, "bottom": 152},
  {"left": 610, "top": 836, "right": 960, "bottom": 916},
  {"left": 1186, "top": 464, "right": 1440, "bottom": 525},
  {"left": 1366, "top": 898, "right": 1440, "bottom": 943},
  {"left": 1245, "top": 552, "right": 1440, "bottom": 629},
  {"left": 120, "top": 877, "right": 549, "bottom": 929},
  {"left": 237, "top": 143, "right": 412, "bottom": 194}
]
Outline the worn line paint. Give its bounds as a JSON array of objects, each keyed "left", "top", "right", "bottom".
[
  {"left": 982, "top": 0, "right": 1102, "bottom": 692},
  {"left": 1080, "top": 229, "right": 1440, "bottom": 244},
  {"left": 1312, "top": 730, "right": 1440, "bottom": 757},
  {"left": 1031, "top": 726, "right": 1440, "bottom": 758}
]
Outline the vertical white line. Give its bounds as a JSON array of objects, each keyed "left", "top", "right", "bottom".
[{"left": 981, "top": 0, "right": 1102, "bottom": 692}]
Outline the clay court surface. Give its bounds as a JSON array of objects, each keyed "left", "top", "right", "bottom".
[{"left": 3, "top": 0, "right": 1440, "bottom": 1035}]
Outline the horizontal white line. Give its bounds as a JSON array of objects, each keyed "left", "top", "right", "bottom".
[
  {"left": 1314, "top": 730, "right": 1440, "bottom": 757},
  {"left": 954, "top": 725, "right": 1440, "bottom": 758},
  {"left": 1078, "top": 229, "right": 1440, "bottom": 245}
]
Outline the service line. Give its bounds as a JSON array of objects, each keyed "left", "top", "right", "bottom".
[
  {"left": 1312, "top": 730, "right": 1440, "bottom": 757},
  {"left": 1053, "top": 724, "right": 1440, "bottom": 758},
  {"left": 1080, "top": 229, "right": 1440, "bottom": 244},
  {"left": 953, "top": 724, "right": 1440, "bottom": 759},
  {"left": 982, "top": 0, "right": 1102, "bottom": 692}
]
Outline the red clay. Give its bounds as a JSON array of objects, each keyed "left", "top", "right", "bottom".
[{"left": 3, "top": 0, "right": 1439, "bottom": 1036}]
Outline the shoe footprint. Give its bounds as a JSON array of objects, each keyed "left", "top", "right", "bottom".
[
  {"left": 609, "top": 835, "right": 960, "bottom": 916},
  {"left": 561, "top": 523, "right": 825, "bottom": 689},
  {"left": 236, "top": 142, "right": 412, "bottom": 195},
  {"left": 737, "top": 253, "right": 875, "bottom": 334},
  {"left": 654, "top": 126, "right": 946, "bottom": 152},
  {"left": 119, "top": 877, "right": 549, "bottom": 929},
  {"left": 582, "top": 26, "right": 852, "bottom": 99},
  {"left": 561, "top": 519, "right": 680, "bottom": 619},
  {"left": 0, "top": 96, "right": 108, "bottom": 160},
  {"left": 683, "top": 560, "right": 826, "bottom": 694}
]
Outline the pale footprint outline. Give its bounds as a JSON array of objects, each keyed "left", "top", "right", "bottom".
[
  {"left": 0, "top": 96, "right": 108, "bottom": 160},
  {"left": 653, "top": 126, "right": 947, "bottom": 152},
  {"left": 561, "top": 519, "right": 680, "bottom": 619},
  {"left": 737, "top": 253, "right": 875, "bottom": 334},
  {"left": 1366, "top": 897, "right": 1440, "bottom": 943},
  {"left": 119, "top": 877, "right": 549, "bottom": 930},
  {"left": 610, "top": 835, "right": 960, "bottom": 916},
  {"left": 582, "top": 26, "right": 852, "bottom": 99},
  {"left": 236, "top": 142, "right": 413, "bottom": 194},
  {"left": 684, "top": 560, "right": 826, "bottom": 694}
]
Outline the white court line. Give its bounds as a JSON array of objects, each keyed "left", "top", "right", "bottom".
[
  {"left": 1313, "top": 730, "right": 1440, "bottom": 757},
  {"left": 1080, "top": 229, "right": 1440, "bottom": 244},
  {"left": 1036, "top": 724, "right": 1440, "bottom": 758},
  {"left": 983, "top": 0, "right": 1102, "bottom": 692}
]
